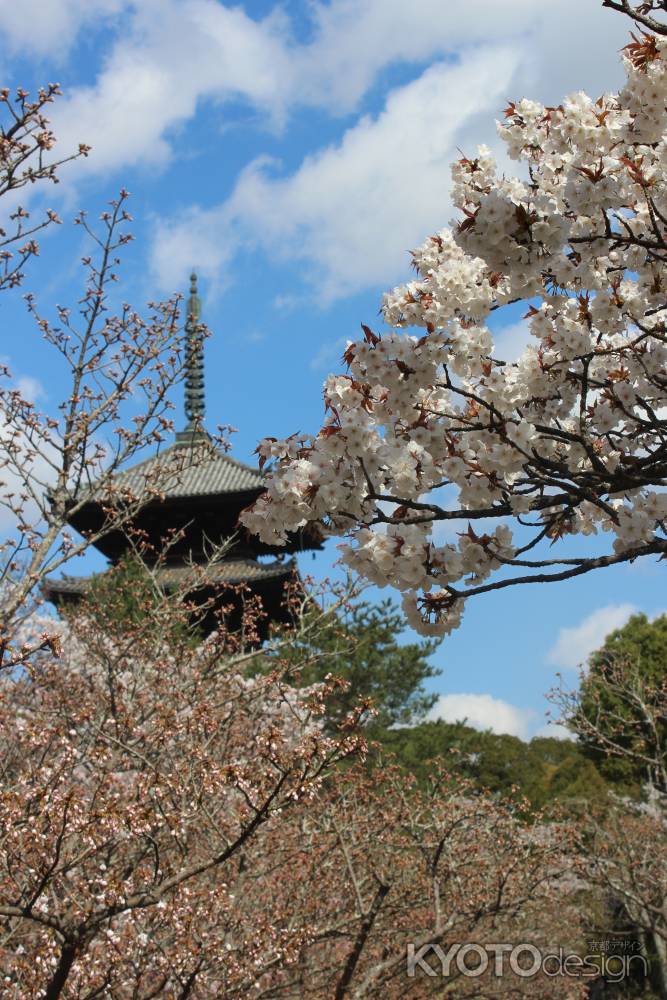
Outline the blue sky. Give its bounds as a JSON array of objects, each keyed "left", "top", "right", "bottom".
[{"left": 1, "top": 0, "right": 662, "bottom": 739}]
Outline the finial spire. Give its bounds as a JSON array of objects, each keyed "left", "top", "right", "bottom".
[{"left": 183, "top": 271, "right": 205, "bottom": 433}]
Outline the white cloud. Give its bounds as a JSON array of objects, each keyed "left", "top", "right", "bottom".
[
  {"left": 145, "top": 0, "right": 631, "bottom": 302},
  {"left": 232, "top": 51, "right": 519, "bottom": 301},
  {"left": 546, "top": 603, "right": 638, "bottom": 672},
  {"left": 272, "top": 293, "right": 305, "bottom": 313},
  {"left": 148, "top": 203, "right": 236, "bottom": 298},
  {"left": 40, "top": 0, "right": 630, "bottom": 181},
  {"left": 492, "top": 320, "right": 534, "bottom": 363},
  {"left": 0, "top": 0, "right": 129, "bottom": 58},
  {"left": 309, "top": 337, "right": 350, "bottom": 371},
  {"left": 534, "top": 721, "right": 574, "bottom": 741},
  {"left": 427, "top": 692, "right": 535, "bottom": 739},
  {"left": 151, "top": 49, "right": 519, "bottom": 298},
  {"left": 0, "top": 374, "right": 53, "bottom": 532},
  {"left": 48, "top": 0, "right": 295, "bottom": 177},
  {"left": 298, "top": 0, "right": 629, "bottom": 114},
  {"left": 245, "top": 329, "right": 266, "bottom": 345},
  {"left": 16, "top": 375, "right": 45, "bottom": 404},
  {"left": 11, "top": 1, "right": 632, "bottom": 297}
]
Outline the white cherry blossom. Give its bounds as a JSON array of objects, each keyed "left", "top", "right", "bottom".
[{"left": 242, "top": 13, "right": 667, "bottom": 636}]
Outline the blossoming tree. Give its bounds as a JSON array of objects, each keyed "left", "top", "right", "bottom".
[
  {"left": 0, "top": 573, "right": 581, "bottom": 999},
  {"left": 0, "top": 88, "right": 212, "bottom": 670},
  {"left": 0, "top": 575, "right": 368, "bottom": 999},
  {"left": 552, "top": 613, "right": 667, "bottom": 997},
  {"left": 242, "top": 764, "right": 582, "bottom": 1000},
  {"left": 242, "top": 0, "right": 667, "bottom": 636}
]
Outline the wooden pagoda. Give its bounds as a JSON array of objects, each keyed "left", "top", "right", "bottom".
[{"left": 43, "top": 274, "right": 322, "bottom": 635}]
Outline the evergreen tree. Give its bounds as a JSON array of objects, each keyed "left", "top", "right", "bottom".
[
  {"left": 275, "top": 597, "right": 440, "bottom": 730},
  {"left": 574, "top": 613, "right": 667, "bottom": 793},
  {"left": 377, "top": 720, "right": 609, "bottom": 810}
]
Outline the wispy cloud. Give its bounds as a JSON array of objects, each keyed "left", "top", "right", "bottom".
[
  {"left": 244, "top": 329, "right": 266, "bottom": 345},
  {"left": 492, "top": 320, "right": 534, "bottom": 363},
  {"left": 272, "top": 293, "right": 305, "bottom": 313},
  {"left": 546, "top": 604, "right": 638, "bottom": 672},
  {"left": 13, "top": 0, "right": 626, "bottom": 304},
  {"left": 0, "top": 0, "right": 129, "bottom": 59},
  {"left": 309, "top": 337, "right": 350, "bottom": 371},
  {"left": 41, "top": 0, "right": 629, "bottom": 181},
  {"left": 149, "top": 204, "right": 237, "bottom": 299},
  {"left": 150, "top": 49, "right": 518, "bottom": 299}
]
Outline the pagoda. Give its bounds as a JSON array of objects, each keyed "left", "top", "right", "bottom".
[{"left": 43, "top": 274, "right": 322, "bottom": 635}]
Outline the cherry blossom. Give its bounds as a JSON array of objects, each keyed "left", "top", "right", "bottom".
[{"left": 243, "top": 6, "right": 667, "bottom": 635}]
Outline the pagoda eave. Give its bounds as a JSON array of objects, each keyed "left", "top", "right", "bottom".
[
  {"left": 64, "top": 492, "right": 323, "bottom": 562},
  {"left": 43, "top": 558, "right": 300, "bottom": 637}
]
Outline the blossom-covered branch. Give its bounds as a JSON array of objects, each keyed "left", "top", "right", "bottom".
[
  {"left": 0, "top": 576, "right": 367, "bottom": 999},
  {"left": 242, "top": 2, "right": 667, "bottom": 636},
  {"left": 0, "top": 579, "right": 581, "bottom": 997}
]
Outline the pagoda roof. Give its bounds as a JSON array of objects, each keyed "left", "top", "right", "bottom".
[
  {"left": 84, "top": 272, "right": 265, "bottom": 506},
  {"left": 43, "top": 557, "right": 295, "bottom": 598},
  {"left": 65, "top": 434, "right": 322, "bottom": 561},
  {"left": 59, "top": 273, "right": 323, "bottom": 559},
  {"left": 106, "top": 435, "right": 265, "bottom": 503}
]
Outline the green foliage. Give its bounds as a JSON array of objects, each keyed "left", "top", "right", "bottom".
[
  {"left": 548, "top": 754, "right": 608, "bottom": 801},
  {"left": 593, "top": 614, "right": 667, "bottom": 679},
  {"left": 85, "top": 554, "right": 160, "bottom": 628},
  {"left": 78, "top": 553, "right": 200, "bottom": 648},
  {"left": 275, "top": 598, "right": 440, "bottom": 730},
  {"left": 579, "top": 613, "right": 667, "bottom": 792},
  {"left": 376, "top": 720, "right": 610, "bottom": 811}
]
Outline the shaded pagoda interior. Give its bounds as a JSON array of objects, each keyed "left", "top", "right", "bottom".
[{"left": 43, "top": 273, "right": 322, "bottom": 637}]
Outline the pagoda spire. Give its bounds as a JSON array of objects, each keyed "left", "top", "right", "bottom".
[{"left": 182, "top": 271, "right": 205, "bottom": 434}]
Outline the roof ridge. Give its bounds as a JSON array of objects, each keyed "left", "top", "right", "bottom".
[
  {"left": 213, "top": 450, "right": 264, "bottom": 477},
  {"left": 43, "top": 557, "right": 296, "bottom": 595},
  {"left": 118, "top": 441, "right": 263, "bottom": 478},
  {"left": 108, "top": 439, "right": 188, "bottom": 478},
  {"left": 113, "top": 442, "right": 265, "bottom": 485}
]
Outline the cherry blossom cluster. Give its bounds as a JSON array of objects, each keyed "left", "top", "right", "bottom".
[
  {"left": 0, "top": 614, "right": 581, "bottom": 998},
  {"left": 242, "top": 26, "right": 667, "bottom": 635},
  {"left": 0, "top": 593, "right": 365, "bottom": 998},
  {"left": 243, "top": 763, "right": 582, "bottom": 999}
]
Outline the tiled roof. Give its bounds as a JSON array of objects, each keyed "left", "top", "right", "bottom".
[
  {"left": 157, "top": 559, "right": 294, "bottom": 586},
  {"left": 43, "top": 558, "right": 295, "bottom": 597},
  {"left": 92, "top": 436, "right": 265, "bottom": 502}
]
